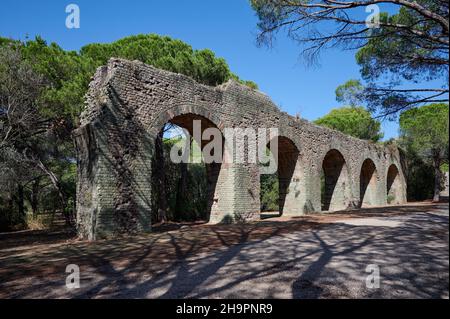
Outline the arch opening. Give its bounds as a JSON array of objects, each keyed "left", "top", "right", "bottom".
[
  {"left": 260, "top": 136, "right": 300, "bottom": 217},
  {"left": 151, "top": 113, "right": 224, "bottom": 225},
  {"left": 360, "top": 159, "right": 378, "bottom": 207},
  {"left": 387, "top": 164, "right": 403, "bottom": 204},
  {"left": 321, "top": 149, "right": 351, "bottom": 211}
]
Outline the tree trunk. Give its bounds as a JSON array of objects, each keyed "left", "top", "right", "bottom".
[
  {"left": 7, "top": 193, "right": 14, "bottom": 219},
  {"left": 35, "top": 158, "right": 72, "bottom": 226},
  {"left": 433, "top": 156, "right": 442, "bottom": 202},
  {"left": 30, "top": 177, "right": 41, "bottom": 218},
  {"left": 5, "top": 192, "right": 14, "bottom": 228},
  {"left": 175, "top": 134, "right": 191, "bottom": 220},
  {"left": 155, "top": 130, "right": 168, "bottom": 223},
  {"left": 16, "top": 183, "right": 25, "bottom": 225},
  {"left": 175, "top": 161, "right": 188, "bottom": 220}
]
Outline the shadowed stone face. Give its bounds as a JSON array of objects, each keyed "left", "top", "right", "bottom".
[
  {"left": 74, "top": 58, "right": 407, "bottom": 240},
  {"left": 321, "top": 149, "right": 351, "bottom": 211},
  {"left": 387, "top": 164, "right": 406, "bottom": 205},
  {"left": 360, "top": 159, "right": 379, "bottom": 207}
]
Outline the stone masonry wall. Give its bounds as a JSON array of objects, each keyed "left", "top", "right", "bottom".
[{"left": 74, "top": 58, "right": 407, "bottom": 240}]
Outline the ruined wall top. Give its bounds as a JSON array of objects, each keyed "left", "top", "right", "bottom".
[{"left": 80, "top": 58, "right": 399, "bottom": 161}]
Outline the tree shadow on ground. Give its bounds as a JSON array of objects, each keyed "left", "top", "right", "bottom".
[{"left": 0, "top": 203, "right": 447, "bottom": 299}]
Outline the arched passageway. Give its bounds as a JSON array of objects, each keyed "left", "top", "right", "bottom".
[
  {"left": 152, "top": 113, "right": 224, "bottom": 224},
  {"left": 321, "top": 149, "right": 351, "bottom": 211},
  {"left": 387, "top": 164, "right": 404, "bottom": 205},
  {"left": 260, "top": 136, "right": 300, "bottom": 216},
  {"left": 360, "top": 159, "right": 379, "bottom": 207}
]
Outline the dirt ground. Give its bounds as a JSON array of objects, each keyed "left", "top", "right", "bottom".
[{"left": 0, "top": 202, "right": 448, "bottom": 299}]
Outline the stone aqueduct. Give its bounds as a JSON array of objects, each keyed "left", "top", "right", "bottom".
[{"left": 74, "top": 58, "right": 407, "bottom": 240}]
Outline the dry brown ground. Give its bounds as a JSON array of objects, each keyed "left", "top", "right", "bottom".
[{"left": 0, "top": 201, "right": 448, "bottom": 299}]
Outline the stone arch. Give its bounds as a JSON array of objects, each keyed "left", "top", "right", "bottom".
[
  {"left": 149, "top": 105, "right": 231, "bottom": 223},
  {"left": 262, "top": 135, "right": 302, "bottom": 216},
  {"left": 386, "top": 164, "right": 405, "bottom": 205},
  {"left": 149, "top": 104, "right": 225, "bottom": 139},
  {"left": 321, "top": 149, "right": 352, "bottom": 211},
  {"left": 359, "top": 158, "right": 379, "bottom": 207}
]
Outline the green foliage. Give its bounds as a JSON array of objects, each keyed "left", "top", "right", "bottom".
[
  {"left": 399, "top": 103, "right": 449, "bottom": 158},
  {"left": 164, "top": 163, "right": 208, "bottom": 222},
  {"left": 8, "top": 36, "right": 94, "bottom": 124},
  {"left": 335, "top": 79, "right": 364, "bottom": 107},
  {"left": 387, "top": 194, "right": 396, "bottom": 204},
  {"left": 400, "top": 103, "right": 449, "bottom": 200},
  {"left": 81, "top": 35, "right": 229, "bottom": 86},
  {"left": 80, "top": 34, "right": 257, "bottom": 88},
  {"left": 150, "top": 138, "right": 208, "bottom": 222},
  {"left": 403, "top": 151, "right": 436, "bottom": 201},
  {"left": 354, "top": 3, "right": 448, "bottom": 115},
  {"left": 241, "top": 80, "right": 259, "bottom": 90},
  {"left": 260, "top": 173, "right": 278, "bottom": 211},
  {"left": 356, "top": 6, "right": 445, "bottom": 84},
  {"left": 314, "top": 106, "right": 384, "bottom": 142},
  {"left": 0, "top": 198, "right": 20, "bottom": 232},
  {"left": 230, "top": 73, "right": 258, "bottom": 90}
]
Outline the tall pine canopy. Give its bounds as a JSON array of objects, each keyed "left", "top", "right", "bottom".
[{"left": 314, "top": 106, "right": 384, "bottom": 142}]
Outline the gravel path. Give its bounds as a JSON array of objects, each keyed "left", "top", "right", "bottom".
[{"left": 0, "top": 202, "right": 448, "bottom": 299}]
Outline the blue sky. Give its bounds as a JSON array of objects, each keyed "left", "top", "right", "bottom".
[{"left": 0, "top": 0, "right": 402, "bottom": 139}]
